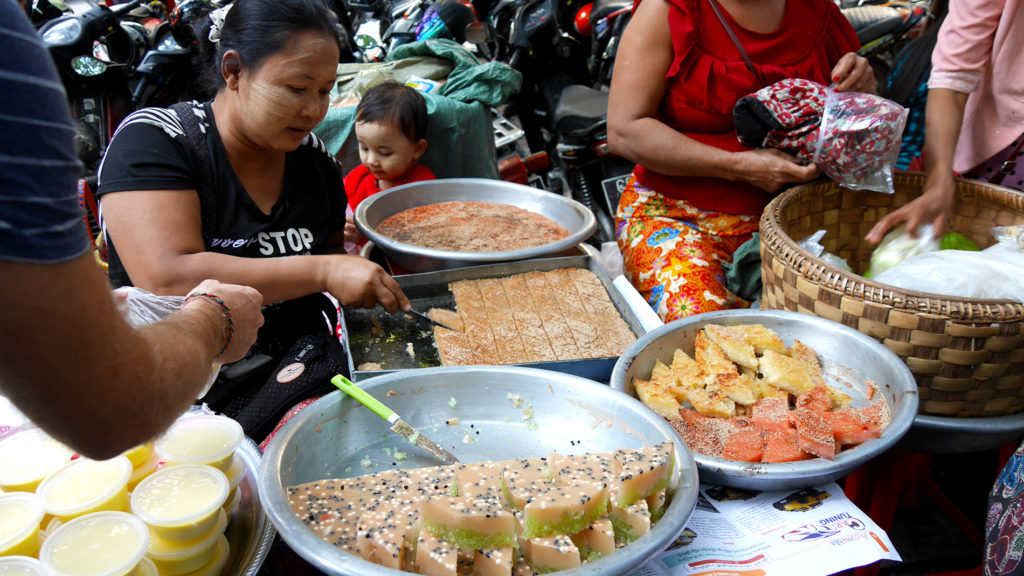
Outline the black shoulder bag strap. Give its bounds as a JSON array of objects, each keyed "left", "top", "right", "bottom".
[
  {"left": 169, "top": 101, "right": 217, "bottom": 248},
  {"left": 707, "top": 0, "right": 767, "bottom": 89}
]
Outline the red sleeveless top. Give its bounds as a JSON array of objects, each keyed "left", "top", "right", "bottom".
[{"left": 632, "top": 0, "right": 859, "bottom": 214}]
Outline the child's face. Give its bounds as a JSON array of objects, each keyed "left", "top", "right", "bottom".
[{"left": 354, "top": 120, "right": 427, "bottom": 186}]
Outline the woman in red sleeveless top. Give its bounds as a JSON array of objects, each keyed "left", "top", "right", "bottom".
[{"left": 607, "top": 0, "right": 874, "bottom": 321}]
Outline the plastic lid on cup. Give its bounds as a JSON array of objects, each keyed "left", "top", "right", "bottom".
[
  {"left": 130, "top": 465, "right": 229, "bottom": 529},
  {"left": 223, "top": 453, "right": 247, "bottom": 490},
  {"left": 0, "top": 492, "right": 45, "bottom": 555},
  {"left": 133, "top": 558, "right": 158, "bottom": 576},
  {"left": 36, "top": 456, "right": 132, "bottom": 519},
  {"left": 40, "top": 511, "right": 150, "bottom": 576},
  {"left": 0, "top": 556, "right": 47, "bottom": 576},
  {"left": 0, "top": 428, "right": 74, "bottom": 491},
  {"left": 154, "top": 416, "right": 243, "bottom": 468}
]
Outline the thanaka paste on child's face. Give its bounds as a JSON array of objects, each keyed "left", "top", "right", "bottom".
[
  {"left": 227, "top": 31, "right": 338, "bottom": 152},
  {"left": 355, "top": 119, "right": 427, "bottom": 189}
]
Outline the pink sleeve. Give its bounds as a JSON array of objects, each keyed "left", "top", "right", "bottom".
[{"left": 927, "top": 0, "right": 1005, "bottom": 93}]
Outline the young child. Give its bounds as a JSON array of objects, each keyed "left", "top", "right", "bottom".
[{"left": 344, "top": 82, "right": 435, "bottom": 253}]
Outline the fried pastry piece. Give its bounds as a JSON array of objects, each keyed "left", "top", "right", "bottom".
[
  {"left": 730, "top": 324, "right": 788, "bottom": 355},
  {"left": 753, "top": 378, "right": 790, "bottom": 401},
  {"left": 695, "top": 333, "right": 755, "bottom": 406},
  {"left": 702, "top": 325, "right": 757, "bottom": 371},
  {"left": 686, "top": 385, "right": 736, "bottom": 418},
  {"left": 758, "top": 349, "right": 824, "bottom": 396},
  {"left": 788, "top": 340, "right": 851, "bottom": 409},
  {"left": 634, "top": 374, "right": 682, "bottom": 423},
  {"left": 669, "top": 349, "right": 704, "bottom": 401}
]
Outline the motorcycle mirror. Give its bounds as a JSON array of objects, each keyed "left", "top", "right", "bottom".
[
  {"left": 355, "top": 34, "right": 380, "bottom": 49},
  {"left": 464, "top": 21, "right": 489, "bottom": 44},
  {"left": 71, "top": 55, "right": 108, "bottom": 77}
]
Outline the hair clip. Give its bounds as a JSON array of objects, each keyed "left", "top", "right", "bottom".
[{"left": 208, "top": 4, "right": 233, "bottom": 43}]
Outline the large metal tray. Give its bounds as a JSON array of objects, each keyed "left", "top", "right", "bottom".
[
  {"left": 610, "top": 310, "right": 919, "bottom": 491},
  {"left": 259, "top": 366, "right": 700, "bottom": 576},
  {"left": 224, "top": 437, "right": 276, "bottom": 575},
  {"left": 341, "top": 255, "right": 644, "bottom": 383}
]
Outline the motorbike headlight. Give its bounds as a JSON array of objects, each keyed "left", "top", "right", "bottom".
[{"left": 40, "top": 17, "right": 83, "bottom": 47}]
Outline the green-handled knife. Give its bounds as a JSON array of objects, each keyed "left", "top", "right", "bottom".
[{"left": 332, "top": 375, "right": 460, "bottom": 465}]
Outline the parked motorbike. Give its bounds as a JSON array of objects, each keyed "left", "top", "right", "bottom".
[
  {"left": 550, "top": 85, "right": 633, "bottom": 246},
  {"left": 841, "top": 0, "right": 930, "bottom": 82},
  {"left": 585, "top": 0, "right": 630, "bottom": 90}
]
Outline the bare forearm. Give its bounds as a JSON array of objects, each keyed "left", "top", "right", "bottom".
[
  {"left": 136, "top": 251, "right": 327, "bottom": 304},
  {"left": 923, "top": 88, "right": 969, "bottom": 186},
  {"left": 0, "top": 256, "right": 226, "bottom": 459},
  {"left": 608, "top": 118, "right": 740, "bottom": 179}
]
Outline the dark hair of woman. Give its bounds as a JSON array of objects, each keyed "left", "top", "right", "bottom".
[
  {"left": 190, "top": 0, "right": 340, "bottom": 99},
  {"left": 355, "top": 82, "right": 429, "bottom": 142}
]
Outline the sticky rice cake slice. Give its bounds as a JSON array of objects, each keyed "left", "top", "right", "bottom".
[
  {"left": 478, "top": 277, "right": 530, "bottom": 364},
  {"left": 571, "top": 517, "right": 616, "bottom": 561},
  {"left": 416, "top": 527, "right": 457, "bottom": 576},
  {"left": 450, "top": 280, "right": 500, "bottom": 365},
  {"left": 422, "top": 495, "right": 516, "bottom": 549},
  {"left": 521, "top": 482, "right": 609, "bottom": 539},
  {"left": 288, "top": 481, "right": 368, "bottom": 556},
  {"left": 357, "top": 499, "right": 421, "bottom": 569},
  {"left": 455, "top": 461, "right": 504, "bottom": 502},
  {"left": 611, "top": 441, "right": 674, "bottom": 507},
  {"left": 521, "top": 534, "right": 582, "bottom": 572},
  {"left": 473, "top": 547, "right": 514, "bottom": 576},
  {"left": 608, "top": 491, "right": 651, "bottom": 544},
  {"left": 565, "top": 268, "right": 636, "bottom": 357},
  {"left": 500, "top": 275, "right": 558, "bottom": 363},
  {"left": 522, "top": 272, "right": 581, "bottom": 361},
  {"left": 542, "top": 270, "right": 603, "bottom": 358},
  {"left": 500, "top": 457, "right": 553, "bottom": 510}
]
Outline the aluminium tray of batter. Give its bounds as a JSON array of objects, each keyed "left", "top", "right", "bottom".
[{"left": 341, "top": 255, "right": 645, "bottom": 384}]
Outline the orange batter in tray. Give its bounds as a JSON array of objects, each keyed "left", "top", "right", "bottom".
[{"left": 430, "top": 269, "right": 636, "bottom": 366}]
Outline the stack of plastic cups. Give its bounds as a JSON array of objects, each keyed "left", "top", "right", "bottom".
[
  {"left": 36, "top": 456, "right": 133, "bottom": 533},
  {"left": 0, "top": 428, "right": 74, "bottom": 493},
  {"left": 123, "top": 442, "right": 159, "bottom": 492},
  {"left": 0, "top": 555, "right": 47, "bottom": 575},
  {"left": 154, "top": 415, "right": 243, "bottom": 475},
  {"left": 0, "top": 492, "right": 45, "bottom": 558},
  {"left": 130, "top": 465, "right": 231, "bottom": 576},
  {"left": 38, "top": 511, "right": 151, "bottom": 576},
  {"left": 220, "top": 452, "right": 247, "bottom": 523}
]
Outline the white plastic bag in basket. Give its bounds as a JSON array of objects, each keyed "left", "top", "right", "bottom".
[{"left": 873, "top": 243, "right": 1024, "bottom": 302}]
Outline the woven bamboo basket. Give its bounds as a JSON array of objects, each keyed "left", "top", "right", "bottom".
[{"left": 759, "top": 172, "right": 1024, "bottom": 417}]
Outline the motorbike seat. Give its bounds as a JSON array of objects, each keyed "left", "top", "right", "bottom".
[
  {"left": 554, "top": 84, "right": 609, "bottom": 137},
  {"left": 842, "top": 5, "right": 905, "bottom": 45},
  {"left": 591, "top": 0, "right": 631, "bottom": 24}
]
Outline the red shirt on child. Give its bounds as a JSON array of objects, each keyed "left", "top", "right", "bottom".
[{"left": 344, "top": 163, "right": 437, "bottom": 211}]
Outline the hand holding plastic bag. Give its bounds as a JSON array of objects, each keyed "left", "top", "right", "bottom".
[
  {"left": 114, "top": 287, "right": 220, "bottom": 398},
  {"left": 810, "top": 88, "right": 908, "bottom": 194}
]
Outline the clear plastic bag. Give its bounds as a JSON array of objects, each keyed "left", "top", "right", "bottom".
[
  {"left": 866, "top": 224, "right": 938, "bottom": 278},
  {"left": 810, "top": 88, "right": 908, "bottom": 194},
  {"left": 993, "top": 225, "right": 1024, "bottom": 250},
  {"left": 873, "top": 243, "right": 1024, "bottom": 302},
  {"left": 798, "top": 230, "right": 853, "bottom": 272},
  {"left": 114, "top": 287, "right": 220, "bottom": 398}
]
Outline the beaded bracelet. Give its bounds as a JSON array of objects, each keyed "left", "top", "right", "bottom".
[{"left": 182, "top": 292, "right": 234, "bottom": 358}]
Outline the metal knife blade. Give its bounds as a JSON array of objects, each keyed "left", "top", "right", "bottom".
[
  {"left": 332, "top": 375, "right": 461, "bottom": 465},
  {"left": 407, "top": 308, "right": 462, "bottom": 332},
  {"left": 389, "top": 418, "right": 460, "bottom": 465}
]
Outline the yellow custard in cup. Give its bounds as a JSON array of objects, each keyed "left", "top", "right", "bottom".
[
  {"left": 0, "top": 556, "right": 46, "bottom": 576},
  {"left": 0, "top": 428, "right": 73, "bottom": 493},
  {"left": 36, "top": 456, "right": 132, "bottom": 522},
  {"left": 120, "top": 443, "right": 154, "bottom": 468},
  {"left": 154, "top": 416, "right": 242, "bottom": 473},
  {"left": 146, "top": 509, "right": 226, "bottom": 575},
  {"left": 130, "top": 465, "right": 228, "bottom": 542},
  {"left": 132, "top": 558, "right": 157, "bottom": 576},
  {"left": 39, "top": 511, "right": 149, "bottom": 576},
  {"left": 169, "top": 536, "right": 229, "bottom": 576},
  {"left": 0, "top": 493, "right": 45, "bottom": 558},
  {"left": 126, "top": 453, "right": 160, "bottom": 492}
]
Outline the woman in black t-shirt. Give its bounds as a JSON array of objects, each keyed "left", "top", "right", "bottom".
[{"left": 97, "top": 0, "right": 409, "bottom": 315}]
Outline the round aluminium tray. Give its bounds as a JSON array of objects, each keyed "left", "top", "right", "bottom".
[
  {"left": 898, "top": 412, "right": 1024, "bottom": 453},
  {"left": 260, "top": 366, "right": 699, "bottom": 576},
  {"left": 611, "top": 309, "right": 919, "bottom": 491},
  {"left": 353, "top": 178, "right": 597, "bottom": 272},
  {"left": 223, "top": 437, "right": 275, "bottom": 575}
]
